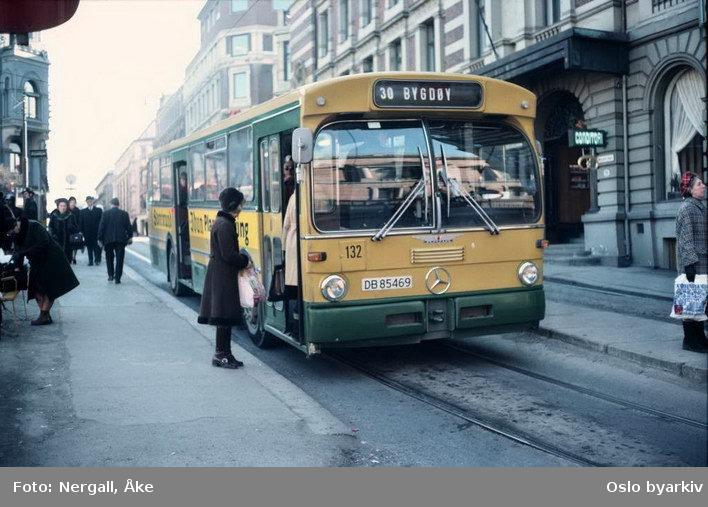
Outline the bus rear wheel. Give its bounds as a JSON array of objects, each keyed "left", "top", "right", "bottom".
[
  {"left": 168, "top": 248, "right": 188, "bottom": 297},
  {"left": 243, "top": 304, "right": 278, "bottom": 348}
]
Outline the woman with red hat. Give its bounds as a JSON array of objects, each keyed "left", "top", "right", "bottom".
[{"left": 675, "top": 172, "right": 707, "bottom": 352}]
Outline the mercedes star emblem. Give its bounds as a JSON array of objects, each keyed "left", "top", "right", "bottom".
[{"left": 425, "top": 267, "right": 452, "bottom": 295}]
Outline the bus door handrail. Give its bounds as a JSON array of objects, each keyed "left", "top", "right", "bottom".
[
  {"left": 417, "top": 145, "right": 429, "bottom": 223},
  {"left": 440, "top": 146, "right": 501, "bottom": 235}
]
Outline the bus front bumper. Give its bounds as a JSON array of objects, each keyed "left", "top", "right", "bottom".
[{"left": 303, "top": 287, "right": 545, "bottom": 347}]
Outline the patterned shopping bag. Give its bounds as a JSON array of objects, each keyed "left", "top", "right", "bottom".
[{"left": 670, "top": 274, "right": 708, "bottom": 321}]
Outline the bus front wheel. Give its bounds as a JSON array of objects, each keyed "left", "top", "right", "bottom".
[{"left": 243, "top": 304, "right": 277, "bottom": 348}]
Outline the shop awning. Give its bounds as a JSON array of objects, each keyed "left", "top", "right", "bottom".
[{"left": 475, "top": 28, "right": 628, "bottom": 81}]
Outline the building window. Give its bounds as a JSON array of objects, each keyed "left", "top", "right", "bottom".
[
  {"left": 362, "top": 55, "right": 374, "bottom": 73},
  {"left": 389, "top": 38, "right": 402, "bottom": 71},
  {"left": 229, "top": 34, "right": 251, "bottom": 55},
  {"left": 23, "top": 81, "right": 38, "bottom": 119},
  {"left": 663, "top": 68, "right": 706, "bottom": 200},
  {"left": 361, "top": 0, "right": 372, "bottom": 26},
  {"left": 272, "top": 0, "right": 291, "bottom": 9},
  {"left": 545, "top": 0, "right": 560, "bottom": 25},
  {"left": 338, "top": 0, "right": 349, "bottom": 42},
  {"left": 231, "top": 0, "right": 248, "bottom": 12},
  {"left": 263, "top": 33, "right": 273, "bottom": 51},
  {"left": 421, "top": 19, "right": 435, "bottom": 72},
  {"left": 317, "top": 10, "right": 329, "bottom": 57},
  {"left": 282, "top": 41, "right": 290, "bottom": 81},
  {"left": 232, "top": 72, "right": 248, "bottom": 100}
]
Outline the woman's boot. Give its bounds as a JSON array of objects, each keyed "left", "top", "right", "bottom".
[
  {"left": 682, "top": 321, "right": 708, "bottom": 352},
  {"left": 31, "top": 311, "right": 52, "bottom": 326}
]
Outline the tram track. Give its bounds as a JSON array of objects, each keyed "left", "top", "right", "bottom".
[
  {"left": 327, "top": 352, "right": 603, "bottom": 467},
  {"left": 440, "top": 342, "right": 708, "bottom": 431}
]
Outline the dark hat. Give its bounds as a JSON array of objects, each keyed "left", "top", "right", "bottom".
[
  {"left": 110, "top": 197, "right": 120, "bottom": 206},
  {"left": 55, "top": 198, "right": 69, "bottom": 206},
  {"left": 68, "top": 196, "right": 77, "bottom": 202},
  {"left": 219, "top": 187, "right": 244, "bottom": 212},
  {"left": 680, "top": 172, "right": 699, "bottom": 197},
  {"left": 24, "top": 187, "right": 35, "bottom": 195},
  {"left": 85, "top": 195, "right": 95, "bottom": 201}
]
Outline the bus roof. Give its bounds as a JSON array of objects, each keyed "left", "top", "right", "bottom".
[{"left": 151, "top": 72, "right": 536, "bottom": 159}]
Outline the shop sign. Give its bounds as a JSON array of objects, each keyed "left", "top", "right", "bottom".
[{"left": 568, "top": 129, "right": 607, "bottom": 147}]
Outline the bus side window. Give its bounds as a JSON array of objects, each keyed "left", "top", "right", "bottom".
[
  {"left": 259, "top": 138, "right": 270, "bottom": 212},
  {"left": 268, "top": 136, "right": 281, "bottom": 213},
  {"left": 227, "top": 126, "right": 254, "bottom": 204}
]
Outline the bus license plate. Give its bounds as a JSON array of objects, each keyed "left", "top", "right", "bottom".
[{"left": 362, "top": 276, "right": 413, "bottom": 291}]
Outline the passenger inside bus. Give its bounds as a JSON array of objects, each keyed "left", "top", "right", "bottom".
[{"left": 177, "top": 170, "right": 190, "bottom": 268}]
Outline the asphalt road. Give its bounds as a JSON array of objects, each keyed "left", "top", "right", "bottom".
[{"left": 123, "top": 243, "right": 707, "bottom": 467}]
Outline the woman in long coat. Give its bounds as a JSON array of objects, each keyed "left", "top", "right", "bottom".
[
  {"left": 68, "top": 196, "right": 82, "bottom": 264},
  {"left": 675, "top": 172, "right": 707, "bottom": 352},
  {"left": 282, "top": 192, "right": 298, "bottom": 334},
  {"left": 11, "top": 215, "right": 80, "bottom": 325},
  {"left": 49, "top": 198, "right": 79, "bottom": 262},
  {"left": 198, "top": 187, "right": 250, "bottom": 368}
]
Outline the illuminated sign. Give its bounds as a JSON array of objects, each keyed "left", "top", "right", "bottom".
[{"left": 373, "top": 80, "right": 483, "bottom": 109}]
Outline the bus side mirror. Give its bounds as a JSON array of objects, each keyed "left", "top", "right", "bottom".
[{"left": 292, "top": 128, "right": 313, "bottom": 164}]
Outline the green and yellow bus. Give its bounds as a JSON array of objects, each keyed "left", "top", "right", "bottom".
[{"left": 147, "top": 72, "right": 545, "bottom": 354}]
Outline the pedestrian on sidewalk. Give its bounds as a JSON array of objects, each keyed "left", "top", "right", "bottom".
[
  {"left": 80, "top": 196, "right": 102, "bottom": 266},
  {"left": 198, "top": 187, "right": 250, "bottom": 369},
  {"left": 48, "top": 198, "right": 79, "bottom": 262},
  {"left": 8, "top": 215, "right": 79, "bottom": 325},
  {"left": 68, "top": 196, "right": 82, "bottom": 265},
  {"left": 97, "top": 197, "right": 133, "bottom": 284},
  {"left": 21, "top": 188, "right": 38, "bottom": 221},
  {"left": 675, "top": 172, "right": 708, "bottom": 353}
]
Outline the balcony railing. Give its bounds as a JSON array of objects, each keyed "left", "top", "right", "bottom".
[{"left": 652, "top": 0, "right": 687, "bottom": 12}]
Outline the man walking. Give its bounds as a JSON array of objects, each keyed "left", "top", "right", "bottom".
[
  {"left": 97, "top": 198, "right": 133, "bottom": 284},
  {"left": 80, "top": 196, "right": 103, "bottom": 266},
  {"left": 22, "top": 188, "right": 38, "bottom": 221}
]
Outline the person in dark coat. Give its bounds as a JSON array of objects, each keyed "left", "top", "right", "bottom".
[
  {"left": 22, "top": 188, "right": 38, "bottom": 221},
  {"left": 68, "top": 196, "right": 82, "bottom": 264},
  {"left": 97, "top": 197, "right": 133, "bottom": 284},
  {"left": 198, "top": 187, "right": 250, "bottom": 369},
  {"left": 9, "top": 215, "right": 80, "bottom": 325},
  {"left": 80, "top": 196, "right": 103, "bottom": 266},
  {"left": 675, "top": 172, "right": 707, "bottom": 353},
  {"left": 48, "top": 198, "right": 79, "bottom": 262}
]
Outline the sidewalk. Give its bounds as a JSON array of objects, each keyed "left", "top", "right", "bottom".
[
  {"left": 544, "top": 263, "right": 675, "bottom": 301},
  {"left": 541, "top": 264, "right": 706, "bottom": 384},
  {"left": 0, "top": 262, "right": 353, "bottom": 466}
]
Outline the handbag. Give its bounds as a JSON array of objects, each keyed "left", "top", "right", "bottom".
[
  {"left": 0, "top": 262, "right": 27, "bottom": 293},
  {"left": 267, "top": 264, "right": 286, "bottom": 302},
  {"left": 670, "top": 274, "right": 707, "bottom": 321},
  {"left": 69, "top": 232, "right": 85, "bottom": 248}
]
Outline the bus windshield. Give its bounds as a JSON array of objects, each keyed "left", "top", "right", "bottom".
[
  {"left": 428, "top": 120, "right": 541, "bottom": 227},
  {"left": 312, "top": 120, "right": 433, "bottom": 232}
]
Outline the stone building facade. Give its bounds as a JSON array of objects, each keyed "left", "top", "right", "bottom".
[
  {"left": 184, "top": 0, "right": 292, "bottom": 135},
  {"left": 0, "top": 32, "right": 50, "bottom": 218},
  {"left": 155, "top": 88, "right": 185, "bottom": 149},
  {"left": 288, "top": 0, "right": 706, "bottom": 268},
  {"left": 112, "top": 122, "right": 155, "bottom": 235}
]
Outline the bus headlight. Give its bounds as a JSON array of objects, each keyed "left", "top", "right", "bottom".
[
  {"left": 517, "top": 262, "right": 539, "bottom": 286},
  {"left": 321, "top": 275, "right": 348, "bottom": 301}
]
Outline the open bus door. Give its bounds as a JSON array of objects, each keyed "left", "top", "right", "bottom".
[{"left": 169, "top": 160, "right": 191, "bottom": 296}]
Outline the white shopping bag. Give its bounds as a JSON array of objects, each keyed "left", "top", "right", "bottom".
[
  {"left": 670, "top": 274, "right": 708, "bottom": 321},
  {"left": 238, "top": 265, "right": 266, "bottom": 308}
]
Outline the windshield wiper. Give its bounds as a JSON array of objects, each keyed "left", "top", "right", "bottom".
[
  {"left": 440, "top": 146, "right": 500, "bottom": 235},
  {"left": 372, "top": 146, "right": 428, "bottom": 242}
]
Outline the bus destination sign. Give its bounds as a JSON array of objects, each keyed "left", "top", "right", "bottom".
[
  {"left": 568, "top": 128, "right": 607, "bottom": 147},
  {"left": 373, "top": 80, "right": 483, "bottom": 109}
]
